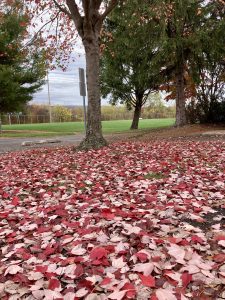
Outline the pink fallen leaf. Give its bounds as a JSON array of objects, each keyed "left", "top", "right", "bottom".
[
  {"left": 4, "top": 265, "right": 22, "bottom": 275},
  {"left": 133, "top": 262, "right": 154, "bottom": 275},
  {"left": 156, "top": 289, "right": 177, "bottom": 300},
  {"left": 166, "top": 244, "right": 186, "bottom": 264},
  {"left": 218, "top": 240, "right": 225, "bottom": 248},
  {"left": 71, "top": 245, "right": 86, "bottom": 255},
  {"left": 112, "top": 257, "right": 127, "bottom": 269},
  {"left": 32, "top": 290, "right": 45, "bottom": 300},
  {"left": 75, "top": 288, "right": 89, "bottom": 297},
  {"left": 108, "top": 290, "right": 127, "bottom": 300}
]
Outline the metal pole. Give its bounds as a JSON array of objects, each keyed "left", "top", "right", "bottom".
[
  {"left": 83, "top": 95, "right": 87, "bottom": 134},
  {"left": 47, "top": 72, "right": 52, "bottom": 123},
  {"left": 79, "top": 68, "right": 87, "bottom": 135},
  {"left": 0, "top": 115, "right": 2, "bottom": 134}
]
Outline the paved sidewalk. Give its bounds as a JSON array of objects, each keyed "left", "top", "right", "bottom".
[{"left": 0, "top": 135, "right": 84, "bottom": 154}]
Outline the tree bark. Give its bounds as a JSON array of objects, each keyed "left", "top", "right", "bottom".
[
  {"left": 130, "top": 104, "right": 142, "bottom": 130},
  {"left": 175, "top": 62, "right": 187, "bottom": 127},
  {"left": 130, "top": 92, "right": 144, "bottom": 130},
  {"left": 77, "top": 37, "right": 107, "bottom": 150}
]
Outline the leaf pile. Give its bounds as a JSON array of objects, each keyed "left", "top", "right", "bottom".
[{"left": 0, "top": 141, "right": 225, "bottom": 300}]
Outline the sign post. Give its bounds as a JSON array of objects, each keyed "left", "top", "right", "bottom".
[{"left": 79, "top": 68, "right": 87, "bottom": 134}]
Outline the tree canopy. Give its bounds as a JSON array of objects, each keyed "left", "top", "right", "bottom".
[{"left": 101, "top": 0, "right": 162, "bottom": 129}]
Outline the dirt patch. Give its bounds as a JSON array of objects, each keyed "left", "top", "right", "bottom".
[
  {"left": 182, "top": 207, "right": 225, "bottom": 232},
  {"left": 110, "top": 124, "right": 225, "bottom": 143}
]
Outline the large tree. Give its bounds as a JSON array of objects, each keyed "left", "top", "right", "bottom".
[
  {"left": 27, "top": 0, "right": 119, "bottom": 150},
  {"left": 153, "top": 0, "right": 215, "bottom": 126},
  {"left": 101, "top": 1, "right": 161, "bottom": 130},
  {"left": 0, "top": 1, "right": 45, "bottom": 115}
]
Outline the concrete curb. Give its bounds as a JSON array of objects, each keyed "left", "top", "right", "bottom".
[
  {"left": 22, "top": 139, "right": 61, "bottom": 146},
  {"left": 202, "top": 131, "right": 225, "bottom": 136}
]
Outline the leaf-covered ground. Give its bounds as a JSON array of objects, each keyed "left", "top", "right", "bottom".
[{"left": 0, "top": 141, "right": 225, "bottom": 300}]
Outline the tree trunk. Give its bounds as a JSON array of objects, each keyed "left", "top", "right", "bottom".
[
  {"left": 130, "top": 104, "right": 142, "bottom": 130},
  {"left": 175, "top": 63, "right": 187, "bottom": 127},
  {"left": 77, "top": 38, "right": 107, "bottom": 150}
]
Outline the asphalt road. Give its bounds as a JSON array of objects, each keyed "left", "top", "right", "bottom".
[{"left": 0, "top": 135, "right": 84, "bottom": 154}]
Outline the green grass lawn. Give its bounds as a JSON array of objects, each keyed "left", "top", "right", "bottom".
[{"left": 1, "top": 118, "right": 175, "bottom": 137}]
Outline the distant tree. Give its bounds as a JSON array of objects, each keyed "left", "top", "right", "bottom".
[
  {"left": 101, "top": 1, "right": 161, "bottom": 129},
  {"left": 186, "top": 1, "right": 225, "bottom": 123},
  {"left": 0, "top": 1, "right": 45, "bottom": 117},
  {"left": 52, "top": 106, "right": 72, "bottom": 122},
  {"left": 154, "top": 0, "right": 225, "bottom": 126}
]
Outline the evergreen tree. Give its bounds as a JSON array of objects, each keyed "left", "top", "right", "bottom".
[{"left": 0, "top": 1, "right": 45, "bottom": 115}]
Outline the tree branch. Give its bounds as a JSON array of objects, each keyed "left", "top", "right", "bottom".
[
  {"left": 66, "top": 0, "right": 83, "bottom": 36},
  {"left": 82, "top": 0, "right": 90, "bottom": 18},
  {"left": 52, "top": 0, "right": 72, "bottom": 18},
  {"left": 100, "top": 0, "right": 118, "bottom": 20}
]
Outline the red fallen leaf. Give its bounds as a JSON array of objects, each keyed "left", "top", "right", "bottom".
[
  {"left": 100, "top": 277, "right": 111, "bottom": 286},
  {"left": 2, "top": 192, "right": 9, "bottom": 199},
  {"left": 145, "top": 195, "right": 157, "bottom": 202},
  {"left": 191, "top": 235, "right": 204, "bottom": 245},
  {"left": 91, "top": 259, "right": 102, "bottom": 265},
  {"left": 101, "top": 208, "right": 115, "bottom": 220},
  {"left": 152, "top": 256, "right": 161, "bottom": 262},
  {"left": 139, "top": 274, "right": 155, "bottom": 287},
  {"left": 12, "top": 273, "right": 30, "bottom": 284},
  {"left": 45, "top": 272, "right": 57, "bottom": 279},
  {"left": 213, "top": 253, "right": 225, "bottom": 263},
  {"left": 48, "top": 278, "right": 61, "bottom": 290},
  {"left": 44, "top": 245, "right": 56, "bottom": 256},
  {"left": 90, "top": 247, "right": 108, "bottom": 260},
  {"left": 214, "top": 235, "right": 225, "bottom": 241},
  {"left": 122, "top": 282, "right": 136, "bottom": 298},
  {"left": 135, "top": 252, "right": 148, "bottom": 262},
  {"left": 74, "top": 264, "right": 84, "bottom": 278},
  {"left": 155, "top": 239, "right": 164, "bottom": 245},
  {"left": 12, "top": 196, "right": 19, "bottom": 206},
  {"left": 193, "top": 207, "right": 202, "bottom": 213},
  {"left": 36, "top": 265, "right": 48, "bottom": 273},
  {"left": 181, "top": 272, "right": 192, "bottom": 287}
]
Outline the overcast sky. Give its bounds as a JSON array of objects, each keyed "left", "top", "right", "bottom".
[{"left": 32, "top": 53, "right": 109, "bottom": 106}]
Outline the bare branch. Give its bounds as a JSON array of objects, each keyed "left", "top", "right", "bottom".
[
  {"left": 100, "top": 0, "right": 118, "bottom": 20},
  {"left": 23, "top": 12, "right": 60, "bottom": 48},
  {"left": 52, "top": 0, "right": 72, "bottom": 18},
  {"left": 66, "top": 0, "right": 83, "bottom": 36}
]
